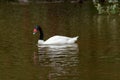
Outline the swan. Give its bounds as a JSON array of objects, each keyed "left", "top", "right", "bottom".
[{"left": 33, "top": 25, "right": 79, "bottom": 44}]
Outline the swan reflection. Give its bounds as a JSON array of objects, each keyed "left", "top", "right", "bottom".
[{"left": 36, "top": 43, "right": 80, "bottom": 79}]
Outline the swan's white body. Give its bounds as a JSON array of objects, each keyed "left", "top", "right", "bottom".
[{"left": 38, "top": 35, "right": 79, "bottom": 44}]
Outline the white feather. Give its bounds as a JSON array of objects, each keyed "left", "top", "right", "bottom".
[{"left": 38, "top": 35, "right": 79, "bottom": 44}]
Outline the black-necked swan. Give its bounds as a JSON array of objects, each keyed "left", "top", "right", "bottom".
[{"left": 33, "top": 25, "right": 79, "bottom": 44}]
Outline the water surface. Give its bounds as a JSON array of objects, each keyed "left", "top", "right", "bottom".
[{"left": 0, "top": 2, "right": 120, "bottom": 80}]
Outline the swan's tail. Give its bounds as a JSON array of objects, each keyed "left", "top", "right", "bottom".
[
  {"left": 68, "top": 36, "right": 79, "bottom": 43},
  {"left": 73, "top": 36, "right": 79, "bottom": 41}
]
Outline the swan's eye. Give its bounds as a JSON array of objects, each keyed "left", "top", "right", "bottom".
[{"left": 33, "top": 28, "right": 37, "bottom": 34}]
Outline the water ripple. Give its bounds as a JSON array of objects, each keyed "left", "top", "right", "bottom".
[{"left": 36, "top": 43, "right": 80, "bottom": 79}]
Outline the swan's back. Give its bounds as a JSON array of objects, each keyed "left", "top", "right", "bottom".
[{"left": 43, "top": 36, "right": 78, "bottom": 44}]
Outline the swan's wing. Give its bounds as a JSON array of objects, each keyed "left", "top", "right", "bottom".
[
  {"left": 43, "top": 36, "right": 79, "bottom": 44},
  {"left": 44, "top": 36, "right": 70, "bottom": 44}
]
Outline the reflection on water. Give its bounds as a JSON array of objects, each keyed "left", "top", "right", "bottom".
[
  {"left": 36, "top": 44, "right": 80, "bottom": 80},
  {"left": 94, "top": 15, "right": 119, "bottom": 40}
]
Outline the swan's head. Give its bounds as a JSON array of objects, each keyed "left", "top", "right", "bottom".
[
  {"left": 33, "top": 25, "right": 39, "bottom": 35},
  {"left": 33, "top": 25, "right": 44, "bottom": 40}
]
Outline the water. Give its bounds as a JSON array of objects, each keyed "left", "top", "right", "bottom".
[
  {"left": 0, "top": 2, "right": 120, "bottom": 80},
  {"left": 35, "top": 44, "right": 79, "bottom": 80}
]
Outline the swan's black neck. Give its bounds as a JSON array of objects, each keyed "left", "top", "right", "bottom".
[{"left": 38, "top": 26, "right": 44, "bottom": 40}]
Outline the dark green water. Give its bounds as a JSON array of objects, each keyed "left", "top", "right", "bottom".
[{"left": 0, "top": 2, "right": 120, "bottom": 80}]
